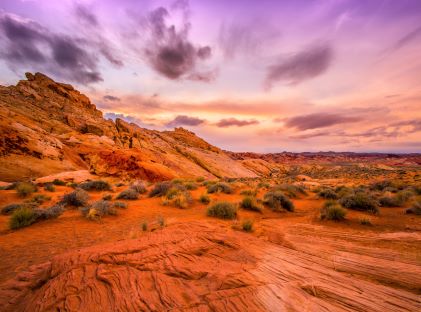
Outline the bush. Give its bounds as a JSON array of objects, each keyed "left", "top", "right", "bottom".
[
  {"left": 207, "top": 201, "right": 237, "bottom": 219},
  {"left": 271, "top": 184, "right": 306, "bottom": 198},
  {"left": 318, "top": 188, "right": 338, "bottom": 200},
  {"left": 61, "top": 189, "right": 89, "bottom": 207},
  {"left": 406, "top": 201, "right": 421, "bottom": 215},
  {"left": 44, "top": 183, "right": 55, "bottom": 192},
  {"left": 257, "top": 182, "right": 270, "bottom": 189},
  {"left": 79, "top": 180, "right": 111, "bottom": 191},
  {"left": 360, "top": 217, "right": 372, "bottom": 226},
  {"left": 163, "top": 190, "right": 192, "bottom": 209},
  {"left": 102, "top": 194, "right": 113, "bottom": 201},
  {"left": 81, "top": 200, "right": 117, "bottom": 220},
  {"left": 33, "top": 204, "right": 64, "bottom": 220},
  {"left": 263, "top": 191, "right": 294, "bottom": 212},
  {"left": 16, "top": 182, "right": 37, "bottom": 198},
  {"left": 9, "top": 207, "right": 36, "bottom": 229},
  {"left": 68, "top": 182, "right": 78, "bottom": 189},
  {"left": 240, "top": 189, "right": 257, "bottom": 196},
  {"left": 339, "top": 193, "right": 378, "bottom": 214},
  {"left": 149, "top": 181, "right": 172, "bottom": 197},
  {"left": 196, "top": 176, "right": 205, "bottom": 182},
  {"left": 1, "top": 203, "right": 23, "bottom": 215},
  {"left": 116, "top": 188, "right": 139, "bottom": 200},
  {"left": 114, "top": 201, "right": 127, "bottom": 209},
  {"left": 130, "top": 180, "right": 147, "bottom": 194},
  {"left": 242, "top": 219, "right": 254, "bottom": 232},
  {"left": 207, "top": 182, "right": 233, "bottom": 194},
  {"left": 29, "top": 194, "right": 51, "bottom": 204},
  {"left": 141, "top": 221, "right": 148, "bottom": 231},
  {"left": 184, "top": 182, "right": 198, "bottom": 190},
  {"left": 52, "top": 179, "right": 66, "bottom": 186},
  {"left": 199, "top": 194, "right": 210, "bottom": 204},
  {"left": 320, "top": 201, "right": 346, "bottom": 221},
  {"left": 379, "top": 196, "right": 402, "bottom": 207},
  {"left": 240, "top": 196, "right": 262, "bottom": 212}
]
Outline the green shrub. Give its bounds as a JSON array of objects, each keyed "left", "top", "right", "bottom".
[
  {"left": 79, "top": 180, "right": 111, "bottom": 191},
  {"left": 149, "top": 181, "right": 173, "bottom": 197},
  {"left": 61, "top": 189, "right": 89, "bottom": 207},
  {"left": 114, "top": 201, "right": 127, "bottom": 209},
  {"left": 116, "top": 188, "right": 139, "bottom": 200},
  {"left": 207, "top": 201, "right": 237, "bottom": 219},
  {"left": 318, "top": 188, "right": 338, "bottom": 200},
  {"left": 242, "top": 219, "right": 254, "bottom": 232},
  {"left": 16, "top": 182, "right": 37, "bottom": 198},
  {"left": 207, "top": 182, "right": 232, "bottom": 194},
  {"left": 406, "top": 201, "right": 421, "bottom": 215},
  {"left": 240, "top": 196, "right": 262, "bottom": 212},
  {"left": 240, "top": 189, "right": 257, "bottom": 196},
  {"left": 199, "top": 194, "right": 210, "bottom": 204},
  {"left": 339, "top": 193, "right": 378, "bottom": 214},
  {"left": 263, "top": 191, "right": 294, "bottom": 212},
  {"left": 52, "top": 179, "right": 66, "bottom": 186},
  {"left": 44, "top": 183, "right": 55, "bottom": 192},
  {"left": 320, "top": 201, "right": 346, "bottom": 221},
  {"left": 9, "top": 207, "right": 36, "bottom": 229}
]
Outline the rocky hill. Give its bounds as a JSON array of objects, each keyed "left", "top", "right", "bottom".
[{"left": 0, "top": 73, "right": 261, "bottom": 182}]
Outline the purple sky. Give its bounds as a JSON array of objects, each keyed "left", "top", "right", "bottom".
[{"left": 1, "top": 0, "right": 421, "bottom": 153}]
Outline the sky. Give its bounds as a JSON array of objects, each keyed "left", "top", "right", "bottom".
[{"left": 0, "top": 0, "right": 420, "bottom": 153}]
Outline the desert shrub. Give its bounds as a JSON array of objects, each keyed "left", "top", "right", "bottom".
[
  {"left": 184, "top": 182, "right": 198, "bottom": 190},
  {"left": 141, "top": 221, "right": 148, "bottom": 231},
  {"left": 102, "top": 194, "right": 113, "bottom": 201},
  {"left": 339, "top": 193, "right": 378, "bottom": 214},
  {"left": 240, "top": 196, "right": 262, "bottom": 212},
  {"left": 33, "top": 204, "right": 64, "bottom": 220},
  {"left": 240, "top": 189, "right": 257, "bottom": 196},
  {"left": 79, "top": 180, "right": 111, "bottom": 191},
  {"left": 379, "top": 196, "right": 402, "bottom": 207},
  {"left": 44, "top": 183, "right": 55, "bottom": 192},
  {"left": 263, "top": 191, "right": 294, "bottom": 212},
  {"left": 29, "top": 194, "right": 51, "bottom": 204},
  {"left": 320, "top": 201, "right": 346, "bottom": 221},
  {"left": 163, "top": 190, "right": 192, "bottom": 209},
  {"left": 360, "top": 217, "right": 372, "bottom": 226},
  {"left": 157, "top": 215, "right": 166, "bottom": 227},
  {"left": 196, "top": 176, "right": 205, "bottom": 182},
  {"left": 199, "top": 194, "right": 210, "bottom": 204},
  {"left": 130, "top": 180, "right": 147, "bottom": 194},
  {"left": 117, "top": 188, "right": 139, "bottom": 200},
  {"left": 318, "top": 188, "right": 338, "bottom": 200},
  {"left": 1, "top": 203, "right": 23, "bottom": 215},
  {"left": 61, "top": 188, "right": 89, "bottom": 207},
  {"left": 165, "top": 187, "right": 180, "bottom": 200},
  {"left": 406, "top": 201, "right": 421, "bottom": 215},
  {"left": 114, "top": 201, "right": 127, "bottom": 209},
  {"left": 271, "top": 184, "right": 306, "bottom": 198},
  {"left": 396, "top": 189, "right": 414, "bottom": 203},
  {"left": 335, "top": 186, "right": 353, "bottom": 198},
  {"left": 9, "top": 207, "right": 36, "bottom": 229},
  {"left": 16, "top": 182, "right": 37, "bottom": 198},
  {"left": 371, "top": 180, "right": 394, "bottom": 191},
  {"left": 202, "top": 180, "right": 217, "bottom": 187},
  {"left": 171, "top": 178, "right": 184, "bottom": 185},
  {"left": 52, "top": 179, "right": 66, "bottom": 186},
  {"left": 242, "top": 219, "right": 254, "bottom": 232},
  {"left": 257, "top": 182, "right": 270, "bottom": 189},
  {"left": 81, "top": 200, "right": 117, "bottom": 220},
  {"left": 68, "top": 182, "right": 78, "bottom": 189},
  {"left": 149, "top": 181, "right": 173, "bottom": 197},
  {"left": 207, "top": 182, "right": 233, "bottom": 194},
  {"left": 115, "top": 182, "right": 125, "bottom": 187},
  {"left": 207, "top": 201, "right": 237, "bottom": 219}
]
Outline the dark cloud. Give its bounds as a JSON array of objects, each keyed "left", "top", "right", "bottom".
[
  {"left": 265, "top": 43, "right": 333, "bottom": 88},
  {"left": 141, "top": 4, "right": 214, "bottom": 81},
  {"left": 0, "top": 12, "right": 122, "bottom": 84},
  {"left": 284, "top": 113, "right": 361, "bottom": 130},
  {"left": 75, "top": 5, "right": 99, "bottom": 26},
  {"left": 103, "top": 95, "right": 120, "bottom": 102},
  {"left": 166, "top": 115, "right": 205, "bottom": 127},
  {"left": 215, "top": 118, "right": 259, "bottom": 128}
]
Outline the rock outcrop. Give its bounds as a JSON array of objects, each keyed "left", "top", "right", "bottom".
[{"left": 0, "top": 73, "right": 258, "bottom": 181}]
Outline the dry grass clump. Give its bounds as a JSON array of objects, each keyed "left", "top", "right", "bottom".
[
  {"left": 149, "top": 181, "right": 173, "bottom": 197},
  {"left": 240, "top": 196, "right": 262, "bottom": 213},
  {"left": 184, "top": 182, "right": 198, "bottom": 190},
  {"left": 199, "top": 194, "right": 210, "bottom": 204},
  {"left": 79, "top": 180, "right": 111, "bottom": 191},
  {"left": 33, "top": 205, "right": 64, "bottom": 221},
  {"left": 80, "top": 200, "right": 118, "bottom": 220},
  {"left": 16, "top": 182, "right": 37, "bottom": 198},
  {"left": 318, "top": 188, "right": 338, "bottom": 200},
  {"left": 29, "top": 194, "right": 51, "bottom": 204},
  {"left": 263, "top": 191, "right": 294, "bottom": 212},
  {"left": 207, "top": 201, "right": 237, "bottom": 219},
  {"left": 117, "top": 188, "right": 139, "bottom": 200},
  {"left": 52, "top": 179, "right": 66, "bottom": 186},
  {"left": 240, "top": 189, "right": 258, "bottom": 196},
  {"left": 44, "top": 183, "right": 55, "bottom": 192},
  {"left": 114, "top": 201, "right": 127, "bottom": 209},
  {"left": 60, "top": 189, "right": 89, "bottom": 207},
  {"left": 242, "top": 219, "right": 254, "bottom": 232},
  {"left": 102, "top": 194, "right": 113, "bottom": 200},
  {"left": 320, "top": 200, "right": 346, "bottom": 221},
  {"left": 339, "top": 192, "right": 378, "bottom": 214},
  {"left": 207, "top": 182, "right": 233, "bottom": 194},
  {"left": 360, "top": 217, "right": 372, "bottom": 225},
  {"left": 196, "top": 176, "right": 205, "bottom": 182},
  {"left": 1, "top": 203, "right": 23, "bottom": 215},
  {"left": 162, "top": 188, "right": 193, "bottom": 209},
  {"left": 9, "top": 204, "right": 64, "bottom": 229},
  {"left": 406, "top": 201, "right": 421, "bottom": 215},
  {"left": 271, "top": 184, "right": 306, "bottom": 198},
  {"left": 130, "top": 180, "right": 147, "bottom": 194}
]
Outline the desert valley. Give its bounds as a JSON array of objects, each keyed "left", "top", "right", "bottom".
[{"left": 0, "top": 0, "right": 421, "bottom": 311}]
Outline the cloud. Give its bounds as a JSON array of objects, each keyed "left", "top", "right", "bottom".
[
  {"left": 141, "top": 4, "right": 214, "bottom": 81},
  {"left": 105, "top": 112, "right": 156, "bottom": 128},
  {"left": 166, "top": 115, "right": 205, "bottom": 127},
  {"left": 390, "top": 25, "right": 421, "bottom": 52},
  {"left": 75, "top": 5, "right": 99, "bottom": 26},
  {"left": 215, "top": 118, "right": 259, "bottom": 128},
  {"left": 265, "top": 43, "right": 333, "bottom": 88},
  {"left": 284, "top": 112, "right": 361, "bottom": 130},
  {"left": 0, "top": 12, "right": 122, "bottom": 84},
  {"left": 103, "top": 95, "right": 120, "bottom": 102}
]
